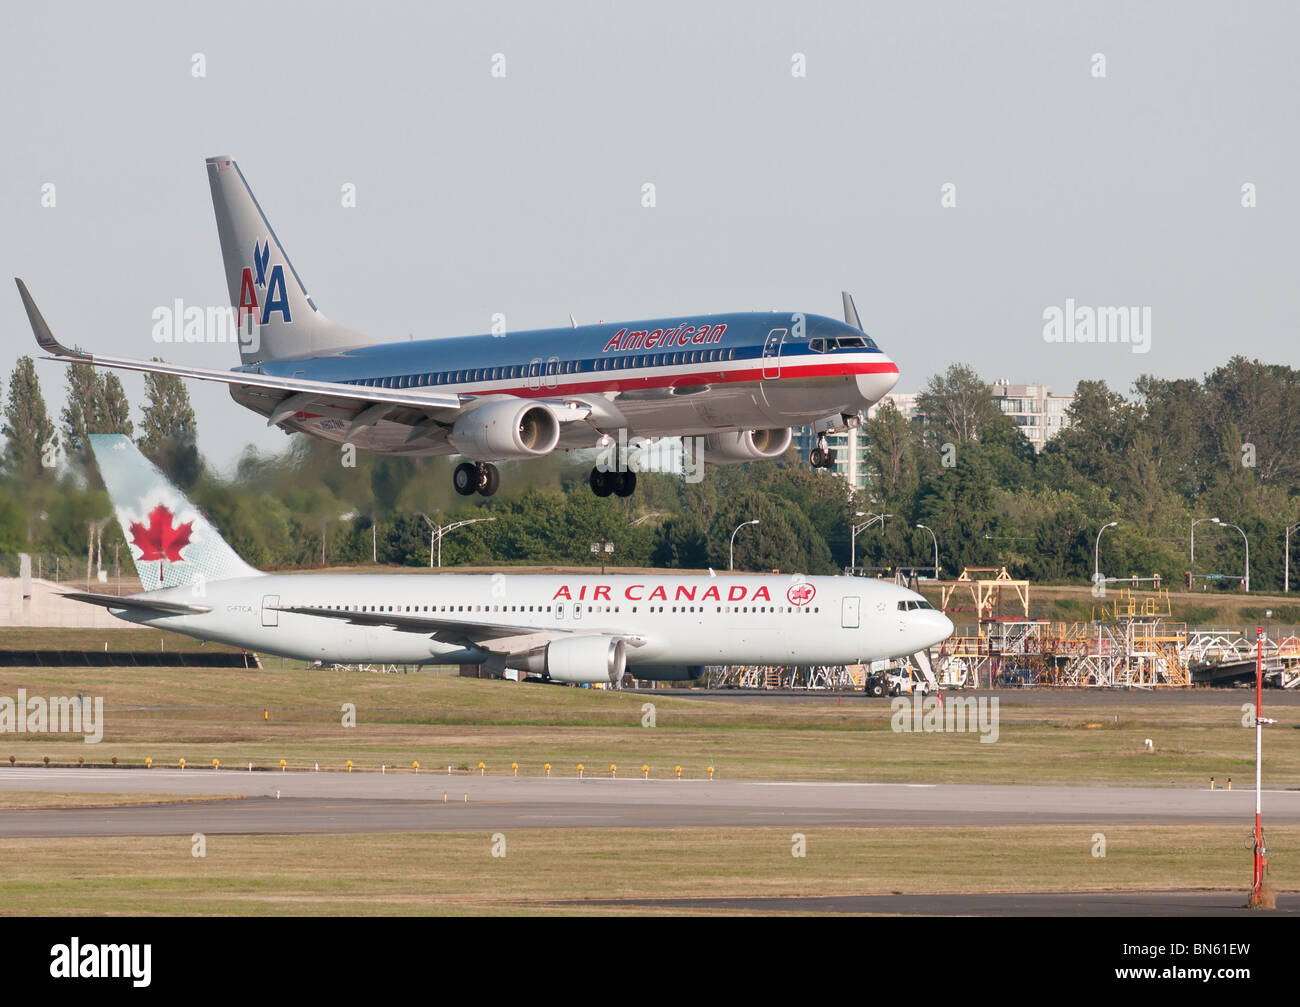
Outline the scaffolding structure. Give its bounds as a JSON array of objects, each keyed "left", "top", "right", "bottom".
[
  {"left": 937, "top": 567, "right": 1030, "bottom": 621},
  {"left": 931, "top": 589, "right": 1191, "bottom": 688},
  {"left": 705, "top": 664, "right": 872, "bottom": 689}
]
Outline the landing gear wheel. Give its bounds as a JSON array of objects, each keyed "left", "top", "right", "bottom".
[
  {"left": 453, "top": 462, "right": 479, "bottom": 496},
  {"left": 810, "top": 444, "right": 838, "bottom": 470},
  {"left": 810, "top": 433, "right": 840, "bottom": 470},
  {"left": 478, "top": 463, "right": 500, "bottom": 497},
  {"left": 614, "top": 469, "right": 637, "bottom": 498},
  {"left": 590, "top": 467, "right": 614, "bottom": 497},
  {"left": 868, "top": 678, "right": 886, "bottom": 698}
]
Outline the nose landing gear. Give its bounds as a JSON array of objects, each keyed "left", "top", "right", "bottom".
[
  {"left": 810, "top": 435, "right": 837, "bottom": 470},
  {"left": 453, "top": 461, "right": 500, "bottom": 497}
]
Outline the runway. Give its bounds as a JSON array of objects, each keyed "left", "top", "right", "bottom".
[{"left": 2, "top": 768, "right": 1298, "bottom": 836}]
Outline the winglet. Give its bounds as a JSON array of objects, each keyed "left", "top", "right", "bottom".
[{"left": 14, "top": 278, "right": 88, "bottom": 359}]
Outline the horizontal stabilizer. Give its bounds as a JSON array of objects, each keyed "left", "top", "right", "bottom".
[{"left": 62, "top": 592, "right": 213, "bottom": 616}]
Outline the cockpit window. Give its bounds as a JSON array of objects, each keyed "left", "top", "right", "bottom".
[
  {"left": 897, "top": 599, "right": 935, "bottom": 611},
  {"left": 812, "top": 334, "right": 880, "bottom": 353}
]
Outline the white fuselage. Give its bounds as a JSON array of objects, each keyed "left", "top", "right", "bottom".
[{"left": 107, "top": 572, "right": 953, "bottom": 671}]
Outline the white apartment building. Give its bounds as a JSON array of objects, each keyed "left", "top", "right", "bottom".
[{"left": 988, "top": 379, "right": 1075, "bottom": 452}]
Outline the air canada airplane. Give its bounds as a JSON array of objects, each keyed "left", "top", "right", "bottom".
[
  {"left": 17, "top": 155, "right": 899, "bottom": 499},
  {"left": 65, "top": 435, "right": 953, "bottom": 684}
]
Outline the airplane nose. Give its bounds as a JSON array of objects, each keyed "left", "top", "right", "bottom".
[
  {"left": 925, "top": 611, "right": 954, "bottom": 646},
  {"left": 856, "top": 359, "right": 900, "bottom": 405}
]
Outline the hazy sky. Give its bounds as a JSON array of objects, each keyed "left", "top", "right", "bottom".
[{"left": 3, "top": 1, "right": 1296, "bottom": 471}]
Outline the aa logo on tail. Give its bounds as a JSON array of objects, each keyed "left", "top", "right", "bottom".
[{"left": 237, "top": 239, "right": 292, "bottom": 326}]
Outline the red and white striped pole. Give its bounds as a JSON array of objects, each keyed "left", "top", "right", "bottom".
[{"left": 1250, "top": 625, "right": 1267, "bottom": 907}]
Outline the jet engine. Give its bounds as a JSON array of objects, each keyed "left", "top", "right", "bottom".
[
  {"left": 522, "top": 635, "right": 627, "bottom": 685},
  {"left": 702, "top": 428, "right": 793, "bottom": 464},
  {"left": 448, "top": 400, "right": 561, "bottom": 461}
]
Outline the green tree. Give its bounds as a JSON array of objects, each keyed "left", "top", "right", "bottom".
[
  {"left": 864, "top": 401, "right": 919, "bottom": 504},
  {"left": 61, "top": 363, "right": 133, "bottom": 471},
  {"left": 138, "top": 364, "right": 201, "bottom": 487},
  {"left": 1043, "top": 379, "right": 1128, "bottom": 487},
  {"left": 2, "top": 356, "right": 57, "bottom": 480},
  {"left": 915, "top": 363, "right": 1002, "bottom": 446}
]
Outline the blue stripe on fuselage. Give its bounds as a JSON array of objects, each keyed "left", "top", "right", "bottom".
[{"left": 240, "top": 311, "right": 880, "bottom": 385}]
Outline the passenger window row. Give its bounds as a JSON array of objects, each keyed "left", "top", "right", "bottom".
[
  {"left": 310, "top": 603, "right": 821, "bottom": 615},
  {"left": 338, "top": 348, "right": 742, "bottom": 390}
]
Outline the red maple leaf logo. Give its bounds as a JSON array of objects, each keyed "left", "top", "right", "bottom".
[
  {"left": 129, "top": 505, "right": 193, "bottom": 563},
  {"left": 787, "top": 583, "right": 816, "bottom": 607}
]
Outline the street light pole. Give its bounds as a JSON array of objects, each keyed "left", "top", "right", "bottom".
[
  {"left": 1249, "top": 625, "right": 1273, "bottom": 908},
  {"left": 850, "top": 512, "right": 890, "bottom": 572},
  {"left": 1094, "top": 521, "right": 1118, "bottom": 584},
  {"left": 1286, "top": 523, "right": 1299, "bottom": 593},
  {"left": 1190, "top": 517, "right": 1219, "bottom": 587},
  {"left": 729, "top": 519, "right": 759, "bottom": 572},
  {"left": 1218, "top": 519, "right": 1250, "bottom": 592},
  {"left": 916, "top": 524, "right": 939, "bottom": 579},
  {"left": 418, "top": 514, "right": 497, "bottom": 568}
]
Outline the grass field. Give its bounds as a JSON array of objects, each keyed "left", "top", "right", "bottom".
[
  {"left": 0, "top": 825, "right": 1289, "bottom": 915},
  {"left": 0, "top": 665, "right": 1295, "bottom": 786},
  {"left": 0, "top": 627, "right": 245, "bottom": 653}
]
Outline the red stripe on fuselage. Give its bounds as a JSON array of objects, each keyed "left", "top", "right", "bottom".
[
  {"left": 441, "top": 357, "right": 895, "bottom": 400},
  {"left": 287, "top": 357, "right": 899, "bottom": 420}
]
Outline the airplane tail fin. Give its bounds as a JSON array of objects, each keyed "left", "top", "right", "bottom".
[
  {"left": 205, "top": 155, "right": 373, "bottom": 365},
  {"left": 88, "top": 434, "right": 261, "bottom": 593}
]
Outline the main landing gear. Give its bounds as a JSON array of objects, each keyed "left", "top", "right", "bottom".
[
  {"left": 589, "top": 467, "right": 636, "bottom": 498},
  {"left": 810, "top": 435, "right": 837, "bottom": 470},
  {"left": 453, "top": 461, "right": 500, "bottom": 497}
]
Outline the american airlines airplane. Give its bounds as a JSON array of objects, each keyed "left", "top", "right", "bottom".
[
  {"left": 17, "top": 155, "right": 899, "bottom": 499},
  {"left": 66, "top": 435, "right": 953, "bottom": 684}
]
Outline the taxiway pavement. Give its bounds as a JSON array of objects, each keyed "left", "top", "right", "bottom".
[{"left": 1, "top": 768, "right": 1297, "bottom": 836}]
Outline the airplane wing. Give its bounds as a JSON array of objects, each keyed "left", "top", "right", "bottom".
[
  {"left": 16, "top": 279, "right": 594, "bottom": 434},
  {"left": 272, "top": 604, "right": 646, "bottom": 653},
  {"left": 17, "top": 277, "right": 463, "bottom": 411},
  {"left": 62, "top": 592, "right": 213, "bottom": 616}
]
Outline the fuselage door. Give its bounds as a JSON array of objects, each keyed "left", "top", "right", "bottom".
[
  {"left": 762, "top": 328, "right": 786, "bottom": 379},
  {"left": 555, "top": 602, "right": 565, "bottom": 620},
  {"left": 261, "top": 594, "right": 280, "bottom": 628},
  {"left": 841, "top": 595, "right": 860, "bottom": 629}
]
